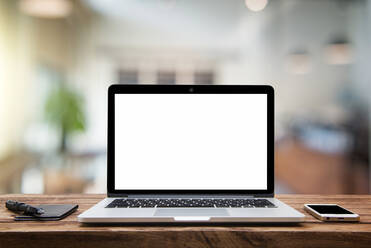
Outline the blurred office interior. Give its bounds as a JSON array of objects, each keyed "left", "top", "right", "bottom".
[{"left": 0, "top": 0, "right": 369, "bottom": 194}]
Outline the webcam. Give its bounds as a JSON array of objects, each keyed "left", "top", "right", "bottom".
[{"left": 189, "top": 87, "right": 194, "bottom": 92}]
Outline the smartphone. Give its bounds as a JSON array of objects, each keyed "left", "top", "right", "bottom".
[{"left": 304, "top": 204, "right": 359, "bottom": 222}]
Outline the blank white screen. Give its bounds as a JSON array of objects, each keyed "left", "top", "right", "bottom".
[{"left": 115, "top": 94, "right": 267, "bottom": 190}]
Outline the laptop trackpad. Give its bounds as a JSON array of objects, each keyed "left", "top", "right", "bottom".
[{"left": 154, "top": 209, "right": 229, "bottom": 218}]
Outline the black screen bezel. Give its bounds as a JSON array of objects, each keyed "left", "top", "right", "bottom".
[{"left": 107, "top": 84, "right": 274, "bottom": 196}]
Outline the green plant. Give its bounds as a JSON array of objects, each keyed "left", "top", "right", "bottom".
[{"left": 44, "top": 83, "right": 86, "bottom": 153}]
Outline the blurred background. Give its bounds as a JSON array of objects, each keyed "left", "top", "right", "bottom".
[{"left": 0, "top": 0, "right": 369, "bottom": 194}]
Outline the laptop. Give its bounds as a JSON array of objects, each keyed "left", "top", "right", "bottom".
[{"left": 78, "top": 84, "right": 305, "bottom": 223}]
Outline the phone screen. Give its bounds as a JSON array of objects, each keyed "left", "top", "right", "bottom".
[{"left": 308, "top": 205, "right": 353, "bottom": 214}]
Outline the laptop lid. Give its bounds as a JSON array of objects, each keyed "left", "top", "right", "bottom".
[{"left": 107, "top": 85, "right": 274, "bottom": 196}]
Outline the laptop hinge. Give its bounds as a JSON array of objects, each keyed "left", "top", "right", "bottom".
[
  {"left": 253, "top": 193, "right": 274, "bottom": 198},
  {"left": 108, "top": 193, "right": 128, "bottom": 198},
  {"left": 239, "top": 194, "right": 274, "bottom": 198},
  {"left": 107, "top": 193, "right": 275, "bottom": 198}
]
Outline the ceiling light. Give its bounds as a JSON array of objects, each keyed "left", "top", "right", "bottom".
[
  {"left": 325, "top": 43, "right": 353, "bottom": 65},
  {"left": 245, "top": 0, "right": 268, "bottom": 12},
  {"left": 19, "top": 0, "right": 72, "bottom": 18},
  {"left": 285, "top": 52, "right": 312, "bottom": 75}
]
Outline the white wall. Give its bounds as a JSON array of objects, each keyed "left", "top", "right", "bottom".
[
  {"left": 66, "top": 0, "right": 370, "bottom": 151},
  {"left": 3, "top": 0, "right": 368, "bottom": 154},
  {"left": 219, "top": 0, "right": 360, "bottom": 122}
]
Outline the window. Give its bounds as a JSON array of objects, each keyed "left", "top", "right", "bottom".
[
  {"left": 157, "top": 71, "right": 176, "bottom": 84},
  {"left": 194, "top": 71, "right": 214, "bottom": 84},
  {"left": 118, "top": 70, "right": 138, "bottom": 84}
]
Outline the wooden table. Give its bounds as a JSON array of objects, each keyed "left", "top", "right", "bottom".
[{"left": 0, "top": 194, "right": 370, "bottom": 248}]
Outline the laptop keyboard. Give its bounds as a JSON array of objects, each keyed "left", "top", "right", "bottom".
[{"left": 106, "top": 198, "right": 276, "bottom": 208}]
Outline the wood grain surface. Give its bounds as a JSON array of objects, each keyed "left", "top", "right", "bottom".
[{"left": 0, "top": 194, "right": 370, "bottom": 248}]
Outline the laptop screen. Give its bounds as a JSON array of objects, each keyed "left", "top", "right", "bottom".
[{"left": 114, "top": 93, "right": 267, "bottom": 190}]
